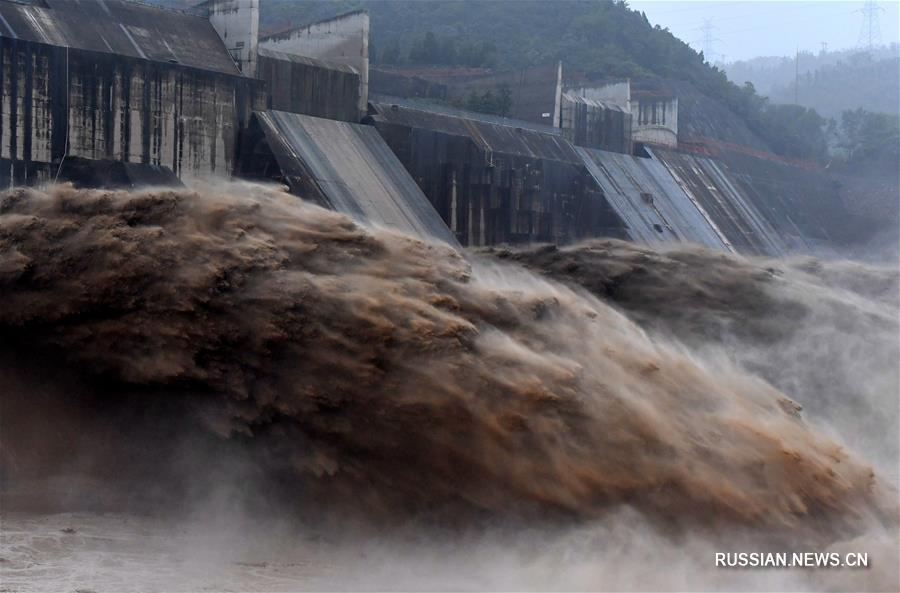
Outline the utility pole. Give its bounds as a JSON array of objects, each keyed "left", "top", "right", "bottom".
[
  {"left": 856, "top": 0, "right": 884, "bottom": 49},
  {"left": 794, "top": 47, "right": 799, "bottom": 104}
]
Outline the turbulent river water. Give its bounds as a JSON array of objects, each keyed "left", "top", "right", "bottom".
[{"left": 1, "top": 183, "right": 897, "bottom": 591}]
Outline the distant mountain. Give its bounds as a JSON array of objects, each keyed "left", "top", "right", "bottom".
[{"left": 725, "top": 45, "right": 900, "bottom": 118}]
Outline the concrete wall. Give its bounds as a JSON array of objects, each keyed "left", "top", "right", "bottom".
[
  {"left": 632, "top": 96, "right": 678, "bottom": 148},
  {"left": 652, "top": 147, "right": 859, "bottom": 255},
  {"left": 559, "top": 93, "right": 632, "bottom": 153},
  {"left": 257, "top": 48, "right": 360, "bottom": 122},
  {"left": 369, "top": 67, "right": 449, "bottom": 101},
  {"left": 205, "top": 0, "right": 259, "bottom": 77},
  {"left": 383, "top": 64, "right": 562, "bottom": 126},
  {"left": 551, "top": 61, "right": 563, "bottom": 128},
  {"left": 564, "top": 81, "right": 679, "bottom": 149},
  {"left": 237, "top": 110, "right": 458, "bottom": 245},
  {"left": 369, "top": 105, "right": 627, "bottom": 246},
  {"left": 567, "top": 81, "right": 631, "bottom": 106},
  {"left": 577, "top": 146, "right": 732, "bottom": 250},
  {"left": 0, "top": 37, "right": 265, "bottom": 185},
  {"left": 259, "top": 10, "right": 369, "bottom": 115}
]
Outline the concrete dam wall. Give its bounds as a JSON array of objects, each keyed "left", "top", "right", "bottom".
[
  {"left": 365, "top": 96, "right": 853, "bottom": 257},
  {"left": 367, "top": 98, "right": 630, "bottom": 247},
  {"left": 653, "top": 148, "right": 857, "bottom": 256},
  {"left": 576, "top": 147, "right": 731, "bottom": 251},
  {"left": 0, "top": 0, "right": 867, "bottom": 259},
  {"left": 0, "top": 0, "right": 266, "bottom": 185},
  {"left": 238, "top": 109, "right": 457, "bottom": 245}
]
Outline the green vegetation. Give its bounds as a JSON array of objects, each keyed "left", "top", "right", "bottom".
[
  {"left": 262, "top": 0, "right": 709, "bottom": 78},
  {"left": 725, "top": 84, "right": 830, "bottom": 161},
  {"left": 453, "top": 85, "right": 514, "bottom": 117},
  {"left": 726, "top": 46, "right": 900, "bottom": 119},
  {"left": 402, "top": 32, "right": 497, "bottom": 67},
  {"left": 836, "top": 109, "right": 900, "bottom": 165},
  {"left": 723, "top": 46, "right": 900, "bottom": 162},
  {"left": 220, "top": 0, "right": 889, "bottom": 162}
]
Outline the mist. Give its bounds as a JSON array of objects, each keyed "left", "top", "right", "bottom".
[{"left": 1, "top": 183, "right": 897, "bottom": 592}]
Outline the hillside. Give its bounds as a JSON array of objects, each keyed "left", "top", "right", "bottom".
[
  {"left": 154, "top": 0, "right": 831, "bottom": 160},
  {"left": 260, "top": 1, "right": 750, "bottom": 90},
  {"left": 260, "top": 0, "right": 833, "bottom": 159},
  {"left": 262, "top": 0, "right": 705, "bottom": 76},
  {"left": 725, "top": 45, "right": 900, "bottom": 118}
]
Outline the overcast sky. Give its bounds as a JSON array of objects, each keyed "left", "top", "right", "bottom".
[{"left": 628, "top": 0, "right": 900, "bottom": 62}]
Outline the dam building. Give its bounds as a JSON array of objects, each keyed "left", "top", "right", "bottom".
[
  {"left": 0, "top": 0, "right": 265, "bottom": 183},
  {"left": 0, "top": 0, "right": 859, "bottom": 255},
  {"left": 0, "top": 0, "right": 451, "bottom": 245}
]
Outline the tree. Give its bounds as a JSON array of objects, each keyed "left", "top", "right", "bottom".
[
  {"left": 496, "top": 84, "right": 513, "bottom": 117},
  {"left": 381, "top": 41, "right": 402, "bottom": 65},
  {"left": 838, "top": 108, "right": 900, "bottom": 163},
  {"left": 409, "top": 31, "right": 440, "bottom": 64},
  {"left": 408, "top": 32, "right": 494, "bottom": 67},
  {"left": 438, "top": 37, "right": 458, "bottom": 65},
  {"left": 422, "top": 31, "right": 439, "bottom": 63},
  {"left": 757, "top": 104, "right": 828, "bottom": 161},
  {"left": 839, "top": 108, "right": 866, "bottom": 160},
  {"left": 460, "top": 85, "right": 514, "bottom": 117}
]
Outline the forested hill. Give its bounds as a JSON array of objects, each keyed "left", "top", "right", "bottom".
[
  {"left": 262, "top": 0, "right": 745, "bottom": 99},
  {"left": 725, "top": 47, "right": 900, "bottom": 119},
  {"left": 265, "top": 0, "right": 704, "bottom": 75}
]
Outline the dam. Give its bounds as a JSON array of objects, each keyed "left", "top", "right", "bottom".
[
  {"left": 0, "top": 0, "right": 874, "bottom": 255},
  {"left": 1, "top": 2, "right": 898, "bottom": 592}
]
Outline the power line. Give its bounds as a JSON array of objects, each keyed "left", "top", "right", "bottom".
[
  {"left": 676, "top": 6, "right": 859, "bottom": 61},
  {"left": 683, "top": 4, "right": 818, "bottom": 27},
  {"left": 856, "top": 0, "right": 884, "bottom": 49},
  {"left": 696, "top": 19, "right": 721, "bottom": 62},
  {"left": 634, "top": 2, "right": 727, "bottom": 17},
  {"left": 715, "top": 9, "right": 856, "bottom": 38},
  {"left": 654, "top": 2, "right": 850, "bottom": 34}
]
